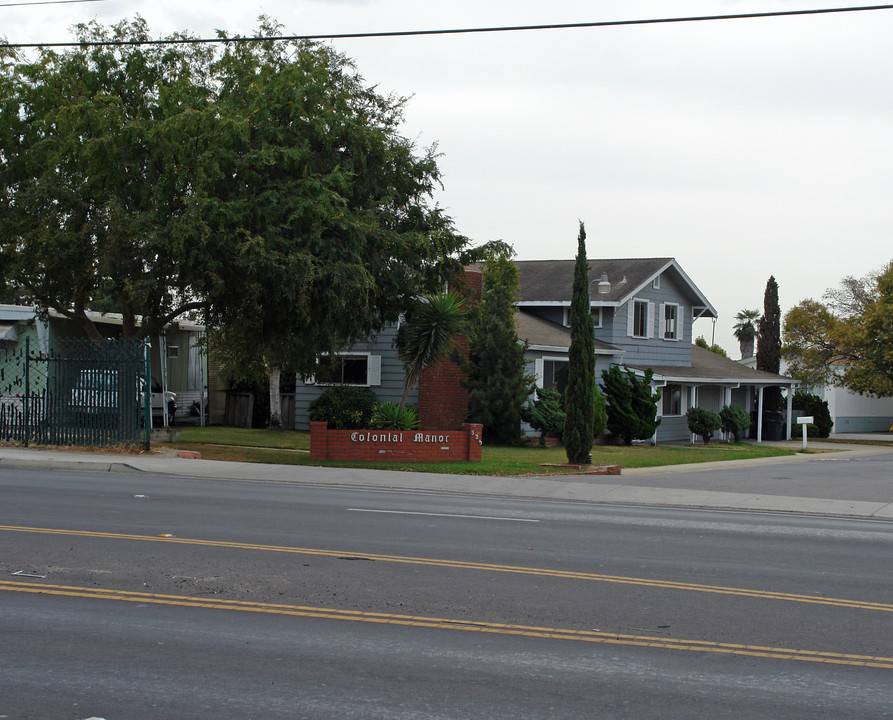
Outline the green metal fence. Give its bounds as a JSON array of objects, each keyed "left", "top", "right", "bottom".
[{"left": 0, "top": 337, "right": 150, "bottom": 448}]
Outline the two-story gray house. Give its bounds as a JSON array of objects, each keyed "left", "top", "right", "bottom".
[
  {"left": 292, "top": 257, "right": 798, "bottom": 442},
  {"left": 516, "top": 258, "right": 799, "bottom": 443}
]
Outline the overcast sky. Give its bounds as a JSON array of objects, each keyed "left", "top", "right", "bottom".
[{"left": 3, "top": 0, "right": 892, "bottom": 355}]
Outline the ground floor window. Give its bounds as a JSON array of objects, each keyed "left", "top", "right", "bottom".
[
  {"left": 315, "top": 354, "right": 371, "bottom": 386},
  {"left": 663, "top": 383, "right": 683, "bottom": 416},
  {"left": 542, "top": 359, "right": 569, "bottom": 395}
]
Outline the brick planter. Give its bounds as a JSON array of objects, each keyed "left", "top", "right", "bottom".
[{"left": 310, "top": 422, "right": 483, "bottom": 463}]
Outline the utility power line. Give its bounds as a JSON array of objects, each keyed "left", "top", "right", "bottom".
[
  {"left": 3, "top": 4, "right": 893, "bottom": 48},
  {"left": 0, "top": 0, "right": 107, "bottom": 6}
]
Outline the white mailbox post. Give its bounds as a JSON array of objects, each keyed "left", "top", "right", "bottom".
[{"left": 797, "top": 416, "right": 814, "bottom": 451}]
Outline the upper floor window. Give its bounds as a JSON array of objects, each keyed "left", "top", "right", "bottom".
[
  {"left": 563, "top": 307, "right": 602, "bottom": 328},
  {"left": 663, "top": 303, "right": 679, "bottom": 340},
  {"left": 652, "top": 275, "right": 661, "bottom": 290},
  {"left": 591, "top": 307, "right": 603, "bottom": 328},
  {"left": 631, "top": 299, "right": 650, "bottom": 338}
]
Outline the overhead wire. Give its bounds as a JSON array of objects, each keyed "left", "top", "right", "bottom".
[
  {"left": 2, "top": 4, "right": 893, "bottom": 48},
  {"left": 0, "top": 0, "right": 107, "bottom": 6}
]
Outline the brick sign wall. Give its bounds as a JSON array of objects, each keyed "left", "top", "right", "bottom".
[{"left": 310, "top": 422, "right": 483, "bottom": 463}]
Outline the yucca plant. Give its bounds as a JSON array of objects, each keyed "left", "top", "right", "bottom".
[
  {"left": 397, "top": 291, "right": 467, "bottom": 411},
  {"left": 371, "top": 401, "right": 419, "bottom": 431}
]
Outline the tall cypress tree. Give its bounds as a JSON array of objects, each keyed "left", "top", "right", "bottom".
[
  {"left": 564, "top": 222, "right": 595, "bottom": 463},
  {"left": 756, "top": 275, "right": 782, "bottom": 409}
]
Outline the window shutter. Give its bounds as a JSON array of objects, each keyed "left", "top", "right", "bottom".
[
  {"left": 627, "top": 303, "right": 635, "bottom": 337},
  {"left": 659, "top": 303, "right": 666, "bottom": 338},
  {"left": 535, "top": 357, "right": 544, "bottom": 387},
  {"left": 679, "top": 306, "right": 686, "bottom": 340},
  {"left": 367, "top": 355, "right": 382, "bottom": 386},
  {"left": 647, "top": 302, "right": 655, "bottom": 339}
]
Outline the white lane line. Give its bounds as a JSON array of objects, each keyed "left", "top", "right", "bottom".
[{"left": 347, "top": 508, "right": 539, "bottom": 523}]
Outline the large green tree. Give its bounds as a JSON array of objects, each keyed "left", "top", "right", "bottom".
[
  {"left": 1, "top": 18, "right": 481, "bottom": 428},
  {"left": 193, "top": 22, "right": 477, "bottom": 427},
  {"left": 462, "top": 250, "right": 532, "bottom": 443},
  {"left": 563, "top": 222, "right": 595, "bottom": 463},
  {"left": 0, "top": 19, "right": 213, "bottom": 339},
  {"left": 784, "top": 262, "right": 893, "bottom": 397}
]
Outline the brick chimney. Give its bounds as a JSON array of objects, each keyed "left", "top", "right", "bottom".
[{"left": 417, "top": 268, "right": 482, "bottom": 430}]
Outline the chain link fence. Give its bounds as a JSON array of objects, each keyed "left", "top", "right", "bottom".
[{"left": 0, "top": 337, "right": 150, "bottom": 448}]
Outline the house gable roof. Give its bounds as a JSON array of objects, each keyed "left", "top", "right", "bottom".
[
  {"left": 515, "top": 310, "right": 621, "bottom": 355},
  {"left": 516, "top": 258, "right": 717, "bottom": 319}
]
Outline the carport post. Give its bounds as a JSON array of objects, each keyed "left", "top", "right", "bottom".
[
  {"left": 756, "top": 387, "right": 764, "bottom": 443},
  {"left": 786, "top": 389, "right": 794, "bottom": 440}
]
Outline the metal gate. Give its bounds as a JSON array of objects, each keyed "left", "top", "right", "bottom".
[{"left": 0, "top": 337, "right": 151, "bottom": 448}]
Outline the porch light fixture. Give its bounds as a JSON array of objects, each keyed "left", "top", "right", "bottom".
[
  {"left": 586, "top": 273, "right": 612, "bottom": 339},
  {"left": 588, "top": 273, "right": 611, "bottom": 298}
]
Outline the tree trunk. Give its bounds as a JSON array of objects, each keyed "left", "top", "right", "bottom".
[
  {"left": 268, "top": 363, "right": 282, "bottom": 430},
  {"left": 73, "top": 307, "right": 103, "bottom": 342},
  {"left": 122, "top": 313, "right": 138, "bottom": 339},
  {"left": 739, "top": 337, "right": 754, "bottom": 360}
]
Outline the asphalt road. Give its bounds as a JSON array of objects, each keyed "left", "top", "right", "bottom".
[{"left": 2, "top": 466, "right": 892, "bottom": 719}]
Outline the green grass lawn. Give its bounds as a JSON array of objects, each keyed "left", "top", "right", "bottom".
[{"left": 166, "top": 426, "right": 795, "bottom": 476}]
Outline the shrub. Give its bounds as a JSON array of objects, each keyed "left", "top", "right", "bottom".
[
  {"left": 370, "top": 401, "right": 419, "bottom": 431},
  {"left": 307, "top": 386, "right": 377, "bottom": 429},
  {"left": 792, "top": 391, "right": 833, "bottom": 438},
  {"left": 521, "top": 387, "right": 565, "bottom": 447},
  {"left": 687, "top": 407, "right": 722, "bottom": 445},
  {"left": 601, "top": 365, "right": 661, "bottom": 445},
  {"left": 719, "top": 404, "right": 750, "bottom": 442}
]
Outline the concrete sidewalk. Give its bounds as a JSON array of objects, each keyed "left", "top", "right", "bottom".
[{"left": 1, "top": 434, "right": 892, "bottom": 520}]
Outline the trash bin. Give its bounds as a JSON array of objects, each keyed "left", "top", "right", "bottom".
[{"left": 761, "top": 410, "right": 784, "bottom": 441}]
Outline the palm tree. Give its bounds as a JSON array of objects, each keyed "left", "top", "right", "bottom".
[
  {"left": 733, "top": 309, "right": 760, "bottom": 359},
  {"left": 397, "top": 291, "right": 467, "bottom": 411}
]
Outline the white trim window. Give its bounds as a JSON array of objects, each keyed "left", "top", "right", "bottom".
[
  {"left": 534, "top": 357, "right": 569, "bottom": 394},
  {"left": 310, "top": 353, "right": 381, "bottom": 386},
  {"left": 562, "top": 307, "right": 603, "bottom": 328},
  {"left": 628, "top": 299, "right": 654, "bottom": 339},
  {"left": 661, "top": 303, "right": 681, "bottom": 341},
  {"left": 591, "top": 307, "right": 603, "bottom": 328}
]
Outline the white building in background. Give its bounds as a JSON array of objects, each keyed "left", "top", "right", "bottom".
[{"left": 739, "top": 356, "right": 893, "bottom": 434}]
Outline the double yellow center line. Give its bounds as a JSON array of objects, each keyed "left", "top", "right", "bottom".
[
  {"left": 3, "top": 578, "right": 893, "bottom": 669},
  {"left": 2, "top": 523, "right": 891, "bottom": 614}
]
